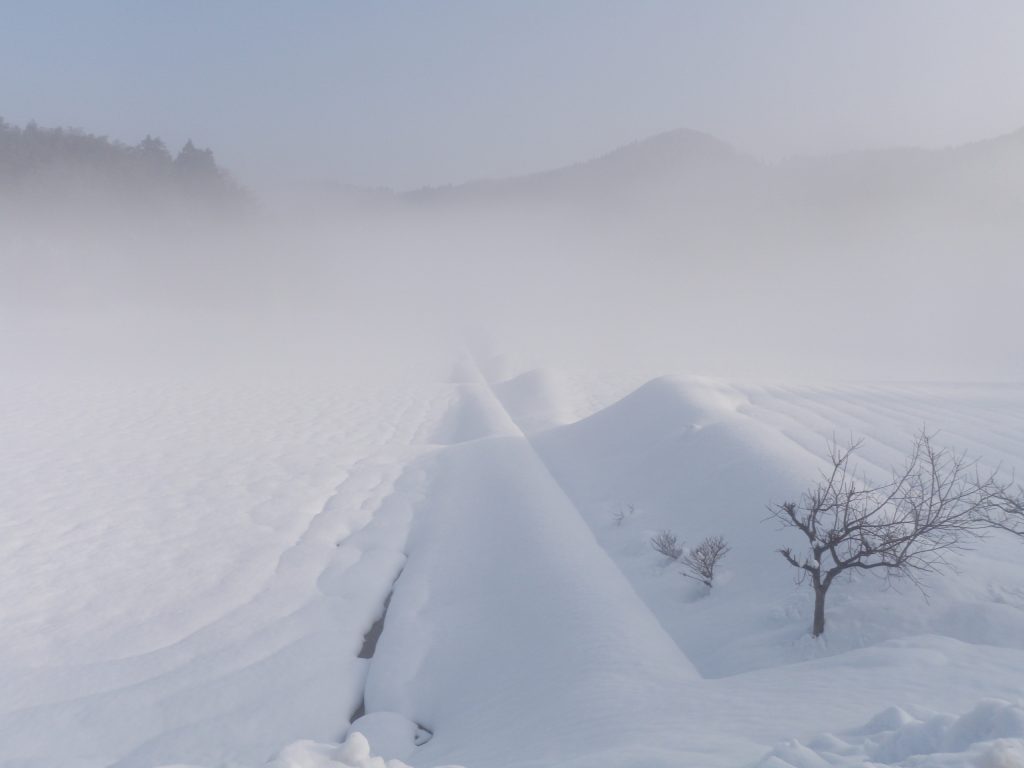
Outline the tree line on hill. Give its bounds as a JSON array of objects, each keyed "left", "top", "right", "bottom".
[{"left": 0, "top": 117, "right": 244, "bottom": 211}]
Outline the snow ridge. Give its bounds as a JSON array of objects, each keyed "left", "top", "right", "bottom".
[{"left": 757, "top": 699, "right": 1024, "bottom": 768}]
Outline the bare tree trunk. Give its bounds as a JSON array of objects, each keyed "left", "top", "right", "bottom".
[{"left": 812, "top": 582, "right": 827, "bottom": 638}]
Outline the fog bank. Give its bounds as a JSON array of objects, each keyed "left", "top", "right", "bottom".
[{"left": 4, "top": 125, "right": 1023, "bottom": 383}]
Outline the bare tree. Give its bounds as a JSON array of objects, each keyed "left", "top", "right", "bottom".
[
  {"left": 681, "top": 535, "right": 730, "bottom": 588},
  {"left": 650, "top": 530, "right": 684, "bottom": 560},
  {"left": 770, "top": 430, "right": 1012, "bottom": 637}
]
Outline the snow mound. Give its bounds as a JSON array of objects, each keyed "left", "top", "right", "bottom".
[
  {"left": 549, "top": 374, "right": 741, "bottom": 436},
  {"left": 492, "top": 367, "right": 572, "bottom": 433},
  {"left": 267, "top": 734, "right": 396, "bottom": 767},
  {"left": 428, "top": 385, "right": 521, "bottom": 444},
  {"left": 445, "top": 357, "right": 483, "bottom": 384},
  {"left": 757, "top": 699, "right": 1024, "bottom": 767},
  {"left": 347, "top": 712, "right": 433, "bottom": 762},
  {"left": 260, "top": 731, "right": 461, "bottom": 768}
]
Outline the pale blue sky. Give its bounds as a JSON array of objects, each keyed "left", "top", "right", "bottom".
[{"left": 3, "top": 1, "right": 1024, "bottom": 189}]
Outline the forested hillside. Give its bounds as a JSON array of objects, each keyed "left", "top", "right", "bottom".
[{"left": 0, "top": 118, "right": 243, "bottom": 213}]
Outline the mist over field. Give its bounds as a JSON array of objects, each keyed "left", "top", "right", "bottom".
[
  {"left": 4, "top": 5, "right": 1024, "bottom": 768},
  {"left": 4, "top": 120, "right": 1024, "bottom": 382}
]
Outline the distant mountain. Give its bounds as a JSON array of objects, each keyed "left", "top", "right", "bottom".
[
  {"left": 403, "top": 124, "right": 1024, "bottom": 213},
  {"left": 393, "top": 124, "right": 1024, "bottom": 260},
  {"left": 406, "top": 128, "right": 762, "bottom": 208},
  {"left": 781, "top": 127, "right": 1024, "bottom": 203}
]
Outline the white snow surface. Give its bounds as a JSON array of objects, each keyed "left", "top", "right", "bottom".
[
  {"left": 757, "top": 698, "right": 1024, "bottom": 767},
  {"left": 3, "top": 348, "right": 1024, "bottom": 767}
]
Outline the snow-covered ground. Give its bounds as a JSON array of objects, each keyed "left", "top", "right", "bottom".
[{"left": 3, "top": 349, "right": 1023, "bottom": 767}]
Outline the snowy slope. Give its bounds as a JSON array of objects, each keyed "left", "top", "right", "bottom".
[
  {"left": 528, "top": 376, "right": 1024, "bottom": 675},
  {"left": 2, "top": 354, "right": 1023, "bottom": 768},
  {"left": 0, "top": 368, "right": 448, "bottom": 767}
]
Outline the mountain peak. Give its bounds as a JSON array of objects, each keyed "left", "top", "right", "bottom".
[{"left": 598, "top": 127, "right": 738, "bottom": 162}]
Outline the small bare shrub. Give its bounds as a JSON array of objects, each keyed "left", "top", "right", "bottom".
[
  {"left": 612, "top": 503, "right": 635, "bottom": 526},
  {"left": 650, "top": 530, "right": 683, "bottom": 560},
  {"left": 681, "top": 535, "right": 730, "bottom": 588}
]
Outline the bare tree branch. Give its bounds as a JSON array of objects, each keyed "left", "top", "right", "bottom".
[{"left": 650, "top": 530, "right": 683, "bottom": 560}]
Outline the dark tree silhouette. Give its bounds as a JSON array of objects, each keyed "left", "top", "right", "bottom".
[
  {"left": 0, "top": 118, "right": 240, "bottom": 207},
  {"left": 175, "top": 139, "right": 220, "bottom": 179},
  {"left": 136, "top": 135, "right": 173, "bottom": 166}
]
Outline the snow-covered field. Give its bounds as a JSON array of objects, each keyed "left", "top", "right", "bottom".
[{"left": 3, "top": 349, "right": 1024, "bottom": 768}]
